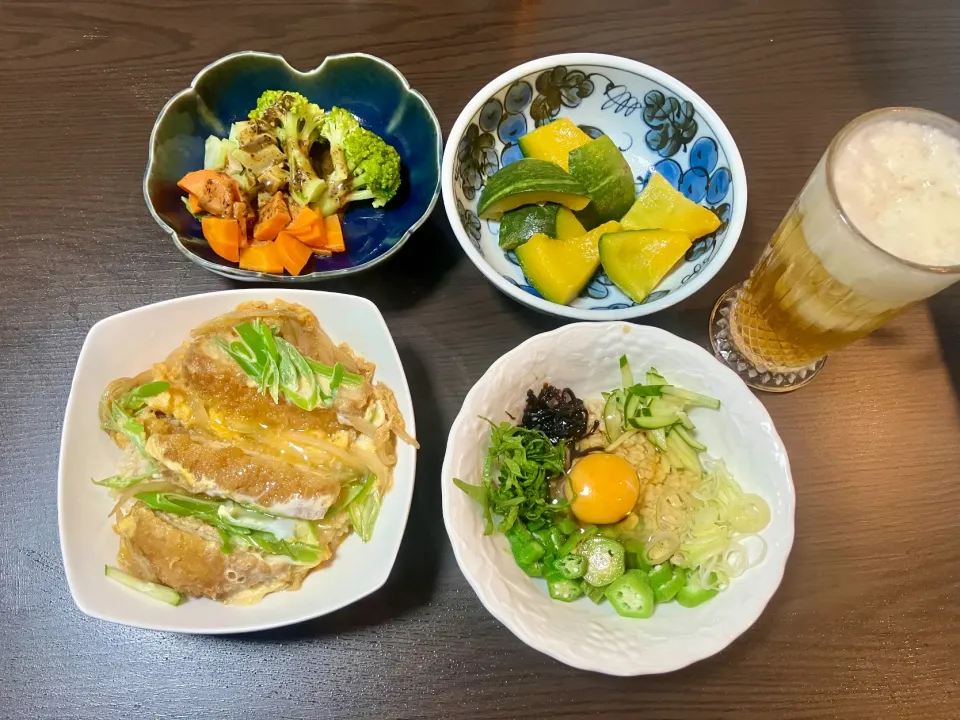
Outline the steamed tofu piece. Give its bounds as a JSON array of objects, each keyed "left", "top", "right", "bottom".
[
  {"left": 144, "top": 430, "right": 342, "bottom": 519},
  {"left": 116, "top": 504, "right": 324, "bottom": 604}
]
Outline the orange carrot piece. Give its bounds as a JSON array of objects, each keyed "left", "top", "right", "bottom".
[
  {"left": 323, "top": 214, "right": 345, "bottom": 253},
  {"left": 253, "top": 193, "right": 292, "bottom": 241},
  {"left": 275, "top": 232, "right": 314, "bottom": 276},
  {"left": 201, "top": 216, "right": 240, "bottom": 263},
  {"left": 286, "top": 206, "right": 322, "bottom": 233},
  {"left": 187, "top": 194, "right": 203, "bottom": 214},
  {"left": 288, "top": 220, "right": 327, "bottom": 248},
  {"left": 178, "top": 170, "right": 240, "bottom": 217},
  {"left": 239, "top": 241, "right": 284, "bottom": 274}
]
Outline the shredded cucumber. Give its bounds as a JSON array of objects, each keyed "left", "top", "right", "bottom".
[
  {"left": 105, "top": 565, "right": 182, "bottom": 606},
  {"left": 602, "top": 392, "right": 623, "bottom": 442},
  {"left": 661, "top": 385, "right": 721, "bottom": 409},
  {"left": 619, "top": 355, "right": 633, "bottom": 388},
  {"left": 673, "top": 424, "right": 705, "bottom": 451},
  {"left": 645, "top": 428, "right": 668, "bottom": 452},
  {"left": 627, "top": 413, "right": 679, "bottom": 430}
]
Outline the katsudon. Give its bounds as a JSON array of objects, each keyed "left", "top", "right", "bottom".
[{"left": 95, "top": 300, "right": 417, "bottom": 605}]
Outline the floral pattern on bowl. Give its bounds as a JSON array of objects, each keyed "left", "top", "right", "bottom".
[
  {"left": 443, "top": 53, "right": 746, "bottom": 319},
  {"left": 144, "top": 51, "right": 441, "bottom": 282}
]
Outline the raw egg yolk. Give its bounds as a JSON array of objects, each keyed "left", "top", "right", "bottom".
[{"left": 567, "top": 453, "right": 640, "bottom": 525}]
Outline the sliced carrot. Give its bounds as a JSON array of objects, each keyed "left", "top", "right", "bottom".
[
  {"left": 323, "top": 214, "right": 345, "bottom": 253},
  {"left": 275, "top": 231, "right": 314, "bottom": 276},
  {"left": 201, "top": 216, "right": 240, "bottom": 263},
  {"left": 286, "top": 205, "right": 322, "bottom": 233},
  {"left": 253, "top": 193, "right": 292, "bottom": 241},
  {"left": 187, "top": 194, "right": 203, "bottom": 214},
  {"left": 178, "top": 170, "right": 240, "bottom": 217},
  {"left": 239, "top": 241, "right": 284, "bottom": 274},
  {"left": 288, "top": 220, "right": 326, "bottom": 248}
]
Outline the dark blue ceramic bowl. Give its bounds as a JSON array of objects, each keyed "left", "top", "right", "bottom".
[{"left": 144, "top": 52, "right": 441, "bottom": 281}]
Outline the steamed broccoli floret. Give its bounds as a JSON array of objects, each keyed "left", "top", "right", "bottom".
[
  {"left": 249, "top": 90, "right": 306, "bottom": 121},
  {"left": 320, "top": 107, "right": 361, "bottom": 147},
  {"left": 317, "top": 107, "right": 401, "bottom": 213},
  {"left": 249, "top": 90, "right": 326, "bottom": 205},
  {"left": 342, "top": 127, "right": 401, "bottom": 208}
]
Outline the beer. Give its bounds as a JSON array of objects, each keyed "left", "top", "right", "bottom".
[{"left": 721, "top": 108, "right": 960, "bottom": 379}]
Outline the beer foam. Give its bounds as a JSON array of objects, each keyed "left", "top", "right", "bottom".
[{"left": 833, "top": 118, "right": 960, "bottom": 267}]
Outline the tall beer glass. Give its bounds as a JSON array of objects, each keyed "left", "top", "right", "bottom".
[{"left": 709, "top": 108, "right": 960, "bottom": 391}]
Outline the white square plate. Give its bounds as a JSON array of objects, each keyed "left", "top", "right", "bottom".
[{"left": 58, "top": 289, "right": 417, "bottom": 633}]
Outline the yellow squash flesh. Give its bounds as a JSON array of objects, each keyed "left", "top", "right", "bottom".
[
  {"left": 621, "top": 173, "right": 721, "bottom": 239},
  {"left": 516, "top": 221, "right": 621, "bottom": 305}
]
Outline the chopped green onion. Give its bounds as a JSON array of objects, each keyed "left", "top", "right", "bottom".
[
  {"left": 329, "top": 474, "right": 377, "bottom": 515},
  {"left": 348, "top": 477, "right": 382, "bottom": 543},
  {"left": 215, "top": 321, "right": 357, "bottom": 412},
  {"left": 120, "top": 381, "right": 171, "bottom": 412},
  {"left": 306, "top": 357, "right": 364, "bottom": 386},
  {"left": 92, "top": 473, "right": 153, "bottom": 489},
  {"left": 134, "top": 491, "right": 324, "bottom": 563}
]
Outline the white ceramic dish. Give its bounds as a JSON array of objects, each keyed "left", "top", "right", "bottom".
[
  {"left": 441, "top": 322, "right": 793, "bottom": 674},
  {"left": 58, "top": 289, "right": 417, "bottom": 633},
  {"left": 441, "top": 53, "right": 747, "bottom": 320}
]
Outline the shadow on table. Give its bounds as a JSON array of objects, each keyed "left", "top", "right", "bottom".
[
  {"left": 928, "top": 285, "right": 960, "bottom": 404},
  {"left": 325, "top": 210, "right": 463, "bottom": 311},
  {"left": 490, "top": 280, "right": 715, "bottom": 350},
  {"left": 219, "top": 345, "right": 445, "bottom": 642},
  {"left": 227, "top": 209, "right": 463, "bottom": 311}
]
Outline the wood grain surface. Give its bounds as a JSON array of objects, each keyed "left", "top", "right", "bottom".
[{"left": 2, "top": 0, "right": 959, "bottom": 717}]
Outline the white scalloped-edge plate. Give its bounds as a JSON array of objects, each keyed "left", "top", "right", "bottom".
[
  {"left": 59, "top": 289, "right": 416, "bottom": 633},
  {"left": 441, "top": 322, "right": 794, "bottom": 674}
]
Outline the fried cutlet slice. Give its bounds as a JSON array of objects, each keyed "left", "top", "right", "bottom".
[
  {"left": 177, "top": 336, "right": 346, "bottom": 434},
  {"left": 144, "top": 429, "right": 343, "bottom": 519},
  {"left": 116, "top": 504, "right": 324, "bottom": 604}
]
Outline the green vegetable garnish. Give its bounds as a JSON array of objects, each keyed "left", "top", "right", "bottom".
[
  {"left": 604, "top": 569, "right": 656, "bottom": 618},
  {"left": 347, "top": 475, "right": 382, "bottom": 543},
  {"left": 135, "top": 491, "right": 324, "bottom": 565},
  {"left": 453, "top": 421, "right": 567, "bottom": 536},
  {"left": 544, "top": 568, "right": 584, "bottom": 602},
  {"left": 328, "top": 473, "right": 376, "bottom": 515},
  {"left": 552, "top": 554, "right": 587, "bottom": 580},
  {"left": 675, "top": 569, "right": 719, "bottom": 608},
  {"left": 99, "top": 381, "right": 170, "bottom": 469},
  {"left": 121, "top": 381, "right": 170, "bottom": 411},
  {"left": 215, "top": 320, "right": 363, "bottom": 412},
  {"left": 648, "top": 563, "right": 686, "bottom": 603},
  {"left": 578, "top": 536, "right": 626, "bottom": 587},
  {"left": 105, "top": 565, "right": 182, "bottom": 606},
  {"left": 92, "top": 472, "right": 154, "bottom": 489}
]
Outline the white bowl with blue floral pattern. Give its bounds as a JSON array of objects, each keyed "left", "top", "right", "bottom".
[{"left": 441, "top": 53, "right": 746, "bottom": 319}]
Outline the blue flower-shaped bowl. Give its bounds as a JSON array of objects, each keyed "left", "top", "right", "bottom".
[
  {"left": 441, "top": 53, "right": 746, "bottom": 319},
  {"left": 145, "top": 52, "right": 441, "bottom": 281}
]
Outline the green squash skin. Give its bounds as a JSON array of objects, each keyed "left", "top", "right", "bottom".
[
  {"left": 568, "top": 135, "right": 637, "bottom": 230},
  {"left": 477, "top": 159, "right": 589, "bottom": 219},
  {"left": 498, "top": 204, "right": 561, "bottom": 250}
]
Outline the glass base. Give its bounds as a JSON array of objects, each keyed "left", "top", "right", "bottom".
[{"left": 708, "top": 283, "right": 826, "bottom": 392}]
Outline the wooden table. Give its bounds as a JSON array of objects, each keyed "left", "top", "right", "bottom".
[{"left": 2, "top": 0, "right": 959, "bottom": 717}]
